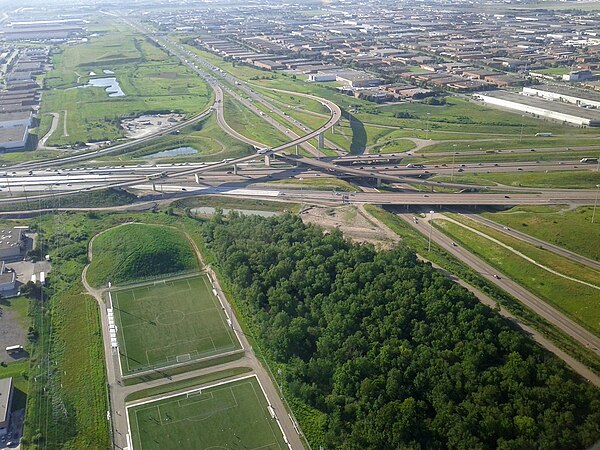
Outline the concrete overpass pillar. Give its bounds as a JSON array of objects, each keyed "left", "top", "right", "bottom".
[
  {"left": 152, "top": 183, "right": 156, "bottom": 191},
  {"left": 295, "top": 144, "right": 299, "bottom": 155},
  {"left": 318, "top": 132, "right": 325, "bottom": 149},
  {"left": 331, "top": 124, "right": 335, "bottom": 135},
  {"left": 264, "top": 154, "right": 271, "bottom": 167},
  {"left": 233, "top": 164, "right": 238, "bottom": 175},
  {"left": 376, "top": 177, "right": 382, "bottom": 188},
  {"left": 194, "top": 173, "right": 200, "bottom": 184}
]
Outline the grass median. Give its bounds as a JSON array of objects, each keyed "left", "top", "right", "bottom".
[{"left": 435, "top": 217, "right": 600, "bottom": 336}]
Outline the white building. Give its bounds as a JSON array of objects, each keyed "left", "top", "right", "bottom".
[
  {"left": 474, "top": 91, "right": 600, "bottom": 127},
  {"left": 0, "top": 377, "right": 13, "bottom": 436},
  {"left": 0, "top": 262, "right": 15, "bottom": 293},
  {"left": 522, "top": 86, "right": 600, "bottom": 109},
  {"left": 0, "top": 228, "right": 24, "bottom": 260},
  {"left": 308, "top": 72, "right": 337, "bottom": 82}
]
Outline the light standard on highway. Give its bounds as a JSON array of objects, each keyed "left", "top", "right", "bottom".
[
  {"left": 451, "top": 144, "right": 457, "bottom": 182},
  {"left": 520, "top": 115, "right": 525, "bottom": 142},
  {"left": 592, "top": 184, "right": 600, "bottom": 224},
  {"left": 428, "top": 210, "right": 435, "bottom": 252}
]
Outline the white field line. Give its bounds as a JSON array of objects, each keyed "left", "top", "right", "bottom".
[
  {"left": 126, "top": 373, "right": 256, "bottom": 409},
  {"left": 126, "top": 374, "right": 288, "bottom": 450},
  {"left": 254, "top": 374, "right": 293, "bottom": 450},
  {"left": 203, "top": 272, "right": 242, "bottom": 350},
  {"left": 440, "top": 217, "right": 600, "bottom": 291}
]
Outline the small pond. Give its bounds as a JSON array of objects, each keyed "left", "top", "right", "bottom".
[{"left": 85, "top": 77, "right": 125, "bottom": 97}]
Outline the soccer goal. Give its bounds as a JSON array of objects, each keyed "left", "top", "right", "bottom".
[
  {"left": 186, "top": 388, "right": 202, "bottom": 399},
  {"left": 176, "top": 353, "right": 192, "bottom": 363}
]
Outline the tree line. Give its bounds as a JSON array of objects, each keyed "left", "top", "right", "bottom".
[{"left": 201, "top": 212, "right": 600, "bottom": 449}]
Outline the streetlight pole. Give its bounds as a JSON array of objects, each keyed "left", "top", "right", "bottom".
[
  {"left": 428, "top": 210, "right": 435, "bottom": 252},
  {"left": 592, "top": 184, "right": 600, "bottom": 224},
  {"left": 520, "top": 115, "right": 525, "bottom": 142},
  {"left": 451, "top": 145, "right": 457, "bottom": 182}
]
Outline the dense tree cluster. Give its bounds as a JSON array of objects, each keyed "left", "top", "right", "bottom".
[{"left": 202, "top": 212, "right": 600, "bottom": 449}]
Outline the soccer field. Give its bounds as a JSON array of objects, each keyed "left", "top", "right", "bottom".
[
  {"left": 128, "top": 376, "right": 288, "bottom": 450},
  {"left": 112, "top": 274, "right": 240, "bottom": 375}
]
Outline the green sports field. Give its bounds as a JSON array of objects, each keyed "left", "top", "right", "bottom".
[
  {"left": 112, "top": 274, "right": 240, "bottom": 375},
  {"left": 128, "top": 376, "right": 288, "bottom": 450}
]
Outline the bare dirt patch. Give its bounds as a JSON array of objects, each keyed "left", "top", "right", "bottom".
[
  {"left": 300, "top": 205, "right": 400, "bottom": 248},
  {"left": 121, "top": 113, "right": 185, "bottom": 139}
]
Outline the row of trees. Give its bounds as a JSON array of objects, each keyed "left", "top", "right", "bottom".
[{"left": 202, "top": 212, "right": 600, "bottom": 449}]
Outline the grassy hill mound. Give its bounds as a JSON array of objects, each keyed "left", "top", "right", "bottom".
[{"left": 87, "top": 223, "right": 198, "bottom": 287}]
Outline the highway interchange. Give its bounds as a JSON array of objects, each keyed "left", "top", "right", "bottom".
[{"left": 3, "top": 17, "right": 600, "bottom": 450}]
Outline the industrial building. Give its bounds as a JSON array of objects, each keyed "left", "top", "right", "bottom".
[
  {"left": 0, "top": 126, "right": 28, "bottom": 150},
  {"left": 335, "top": 69, "right": 383, "bottom": 88},
  {"left": 1, "top": 19, "right": 85, "bottom": 41},
  {"left": 522, "top": 86, "right": 600, "bottom": 109},
  {"left": 307, "top": 72, "right": 337, "bottom": 82},
  {"left": 474, "top": 91, "right": 600, "bottom": 127},
  {"left": 0, "top": 261, "right": 16, "bottom": 293},
  {"left": 0, "top": 228, "right": 24, "bottom": 260},
  {"left": 0, "top": 377, "right": 13, "bottom": 437}
]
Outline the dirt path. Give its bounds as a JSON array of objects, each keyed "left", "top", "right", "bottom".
[
  {"left": 37, "top": 112, "right": 60, "bottom": 150},
  {"left": 62, "top": 110, "right": 69, "bottom": 137}
]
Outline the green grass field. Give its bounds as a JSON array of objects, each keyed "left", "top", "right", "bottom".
[
  {"left": 113, "top": 274, "right": 240, "bottom": 374},
  {"left": 482, "top": 205, "right": 600, "bottom": 261},
  {"left": 434, "top": 218, "right": 600, "bottom": 335},
  {"left": 36, "top": 20, "right": 211, "bottom": 147},
  {"left": 431, "top": 170, "right": 600, "bottom": 189},
  {"left": 128, "top": 376, "right": 287, "bottom": 450},
  {"left": 88, "top": 223, "right": 198, "bottom": 288}
]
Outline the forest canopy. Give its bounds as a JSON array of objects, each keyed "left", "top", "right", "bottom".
[{"left": 202, "top": 212, "right": 600, "bottom": 449}]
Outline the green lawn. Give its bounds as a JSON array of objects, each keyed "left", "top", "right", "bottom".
[
  {"left": 87, "top": 223, "right": 199, "bottom": 288},
  {"left": 420, "top": 136, "right": 600, "bottom": 153},
  {"left": 96, "top": 114, "right": 253, "bottom": 163},
  {"left": 482, "top": 205, "right": 600, "bottom": 261},
  {"left": 125, "top": 367, "right": 252, "bottom": 402},
  {"left": 420, "top": 149, "right": 600, "bottom": 165},
  {"left": 37, "top": 20, "right": 211, "bottom": 147},
  {"left": 446, "top": 214, "right": 600, "bottom": 286},
  {"left": 113, "top": 274, "right": 240, "bottom": 375},
  {"left": 223, "top": 94, "right": 289, "bottom": 147},
  {"left": 128, "top": 376, "right": 287, "bottom": 450},
  {"left": 269, "top": 177, "right": 357, "bottom": 191},
  {"left": 435, "top": 218, "right": 600, "bottom": 335},
  {"left": 432, "top": 170, "right": 600, "bottom": 189}
]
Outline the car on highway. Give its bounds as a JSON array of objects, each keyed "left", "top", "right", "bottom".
[{"left": 493, "top": 274, "right": 501, "bottom": 279}]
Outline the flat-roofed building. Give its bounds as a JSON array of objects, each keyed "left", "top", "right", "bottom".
[
  {"left": 0, "top": 377, "right": 13, "bottom": 436},
  {"left": 474, "top": 91, "right": 600, "bottom": 127},
  {"left": 0, "top": 111, "right": 31, "bottom": 128},
  {"left": 0, "top": 125, "right": 28, "bottom": 150},
  {"left": 0, "top": 228, "right": 24, "bottom": 259},
  {"left": 523, "top": 86, "right": 600, "bottom": 108},
  {"left": 0, "top": 262, "right": 16, "bottom": 293},
  {"left": 335, "top": 69, "right": 383, "bottom": 88}
]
